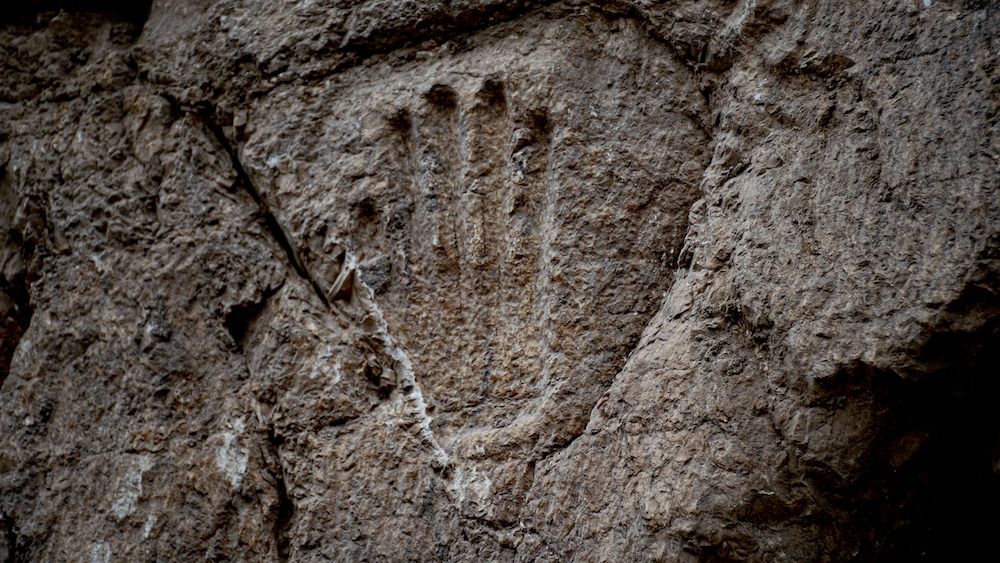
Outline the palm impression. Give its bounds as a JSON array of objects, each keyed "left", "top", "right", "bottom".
[{"left": 241, "top": 16, "right": 708, "bottom": 509}]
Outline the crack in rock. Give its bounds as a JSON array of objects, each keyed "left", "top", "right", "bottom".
[
  {"left": 183, "top": 96, "right": 455, "bottom": 498},
  {"left": 163, "top": 94, "right": 331, "bottom": 311},
  {"left": 342, "top": 250, "right": 452, "bottom": 471}
]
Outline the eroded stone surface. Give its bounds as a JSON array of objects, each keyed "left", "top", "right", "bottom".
[{"left": 1, "top": 1, "right": 997, "bottom": 561}]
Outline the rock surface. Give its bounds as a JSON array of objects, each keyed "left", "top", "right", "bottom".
[{"left": 1, "top": 1, "right": 997, "bottom": 561}]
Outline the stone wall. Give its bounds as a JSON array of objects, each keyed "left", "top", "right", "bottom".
[{"left": 1, "top": 1, "right": 997, "bottom": 560}]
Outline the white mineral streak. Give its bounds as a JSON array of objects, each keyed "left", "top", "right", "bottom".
[
  {"left": 215, "top": 417, "right": 249, "bottom": 491},
  {"left": 110, "top": 455, "right": 154, "bottom": 520},
  {"left": 88, "top": 542, "right": 111, "bottom": 563},
  {"left": 142, "top": 513, "right": 158, "bottom": 539},
  {"left": 346, "top": 250, "right": 451, "bottom": 470}
]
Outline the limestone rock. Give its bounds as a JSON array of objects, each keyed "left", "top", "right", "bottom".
[{"left": 1, "top": 1, "right": 997, "bottom": 561}]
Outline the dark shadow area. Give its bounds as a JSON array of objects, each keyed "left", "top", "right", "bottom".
[
  {"left": 0, "top": 271, "right": 32, "bottom": 389},
  {"left": 867, "top": 330, "right": 998, "bottom": 561},
  {"left": 1, "top": 1, "right": 152, "bottom": 26},
  {"left": 265, "top": 427, "right": 294, "bottom": 562},
  {"left": 0, "top": 165, "right": 33, "bottom": 390},
  {"left": 224, "top": 298, "right": 267, "bottom": 353},
  {"left": 808, "top": 272, "right": 1000, "bottom": 561},
  {"left": 1, "top": 511, "right": 14, "bottom": 563},
  {"left": 885, "top": 270, "right": 1000, "bottom": 560}
]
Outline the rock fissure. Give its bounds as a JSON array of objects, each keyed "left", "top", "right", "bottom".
[
  {"left": 165, "top": 94, "right": 332, "bottom": 311},
  {"left": 263, "top": 427, "right": 293, "bottom": 563},
  {"left": 350, "top": 257, "right": 452, "bottom": 470}
]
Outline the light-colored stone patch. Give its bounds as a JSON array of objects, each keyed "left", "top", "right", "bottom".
[
  {"left": 142, "top": 513, "right": 158, "bottom": 539},
  {"left": 88, "top": 542, "right": 111, "bottom": 563},
  {"left": 214, "top": 418, "right": 249, "bottom": 491},
  {"left": 309, "top": 343, "right": 339, "bottom": 382},
  {"left": 450, "top": 466, "right": 493, "bottom": 511},
  {"left": 110, "top": 455, "right": 154, "bottom": 521}
]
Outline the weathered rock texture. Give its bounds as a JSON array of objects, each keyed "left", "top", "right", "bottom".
[{"left": 1, "top": 1, "right": 997, "bottom": 561}]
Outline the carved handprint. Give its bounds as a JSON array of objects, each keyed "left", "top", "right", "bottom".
[{"left": 241, "top": 16, "right": 709, "bottom": 528}]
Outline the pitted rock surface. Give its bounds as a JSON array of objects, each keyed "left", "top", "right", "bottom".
[{"left": 1, "top": 1, "right": 997, "bottom": 561}]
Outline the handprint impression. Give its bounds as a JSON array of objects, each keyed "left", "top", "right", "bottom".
[
  {"left": 336, "top": 69, "right": 707, "bottom": 465},
  {"left": 245, "top": 22, "right": 709, "bottom": 524}
]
